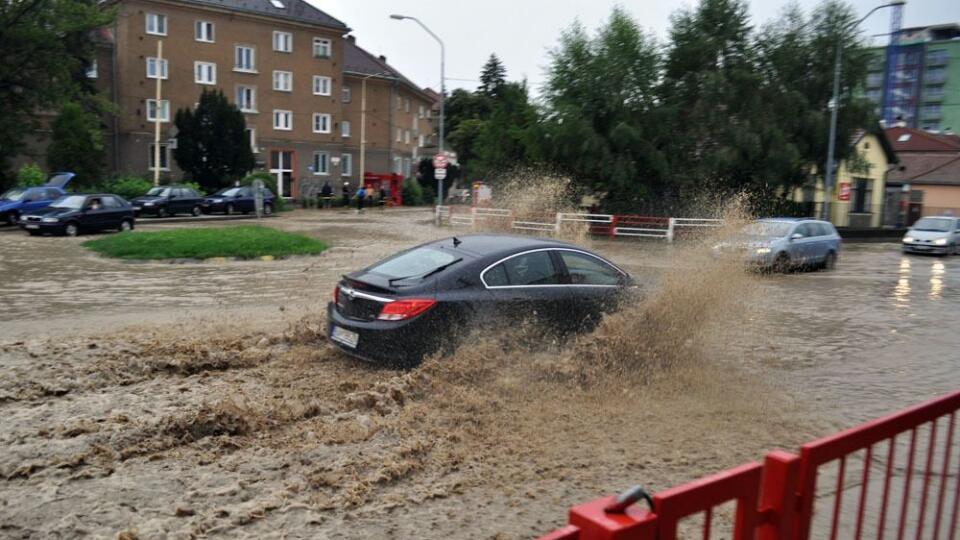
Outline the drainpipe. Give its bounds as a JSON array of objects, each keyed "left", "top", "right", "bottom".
[{"left": 111, "top": 22, "right": 120, "bottom": 173}]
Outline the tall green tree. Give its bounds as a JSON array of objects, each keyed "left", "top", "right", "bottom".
[
  {"left": 46, "top": 101, "right": 105, "bottom": 186},
  {"left": 173, "top": 89, "right": 255, "bottom": 190},
  {"left": 473, "top": 81, "right": 541, "bottom": 178},
  {"left": 0, "top": 0, "right": 114, "bottom": 188},
  {"left": 478, "top": 54, "right": 507, "bottom": 97}
]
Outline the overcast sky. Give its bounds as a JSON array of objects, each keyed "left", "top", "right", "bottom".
[{"left": 310, "top": 0, "right": 959, "bottom": 98}]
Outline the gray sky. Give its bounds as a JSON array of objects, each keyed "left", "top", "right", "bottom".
[{"left": 310, "top": 0, "right": 959, "bottom": 97}]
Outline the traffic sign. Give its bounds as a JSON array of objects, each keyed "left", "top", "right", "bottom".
[
  {"left": 433, "top": 153, "right": 448, "bottom": 169},
  {"left": 435, "top": 168, "right": 447, "bottom": 180},
  {"left": 838, "top": 182, "right": 851, "bottom": 202}
]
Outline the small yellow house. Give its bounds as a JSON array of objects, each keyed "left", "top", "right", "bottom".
[{"left": 792, "top": 129, "right": 897, "bottom": 227}]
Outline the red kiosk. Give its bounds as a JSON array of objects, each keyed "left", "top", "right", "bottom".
[{"left": 362, "top": 172, "right": 404, "bottom": 206}]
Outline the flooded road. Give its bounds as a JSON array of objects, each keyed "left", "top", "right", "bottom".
[{"left": 0, "top": 210, "right": 957, "bottom": 538}]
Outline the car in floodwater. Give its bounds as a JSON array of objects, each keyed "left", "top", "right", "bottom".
[
  {"left": 19, "top": 194, "right": 135, "bottom": 236},
  {"left": 327, "top": 234, "right": 634, "bottom": 367},
  {"left": 713, "top": 218, "right": 841, "bottom": 272},
  {"left": 130, "top": 185, "right": 205, "bottom": 218},
  {"left": 201, "top": 186, "right": 275, "bottom": 215},
  {"left": 901, "top": 216, "right": 960, "bottom": 256},
  {"left": 0, "top": 172, "right": 75, "bottom": 225}
]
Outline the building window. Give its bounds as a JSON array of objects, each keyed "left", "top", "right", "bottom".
[
  {"left": 146, "top": 57, "right": 168, "bottom": 79},
  {"left": 403, "top": 158, "right": 411, "bottom": 178},
  {"left": 236, "top": 86, "right": 257, "bottom": 112},
  {"left": 923, "top": 104, "right": 942, "bottom": 118},
  {"left": 926, "top": 85, "right": 944, "bottom": 99},
  {"left": 404, "top": 98, "right": 410, "bottom": 113},
  {"left": 313, "top": 38, "right": 331, "bottom": 58},
  {"left": 273, "top": 31, "right": 292, "bottom": 53},
  {"left": 865, "top": 89, "right": 882, "bottom": 103},
  {"left": 396, "top": 96, "right": 402, "bottom": 110},
  {"left": 86, "top": 59, "right": 97, "bottom": 79},
  {"left": 393, "top": 156, "right": 402, "bottom": 175},
  {"left": 235, "top": 45, "right": 256, "bottom": 72},
  {"left": 313, "top": 75, "right": 331, "bottom": 96},
  {"left": 313, "top": 113, "right": 331, "bottom": 134},
  {"left": 418, "top": 105, "right": 425, "bottom": 119},
  {"left": 146, "top": 13, "right": 167, "bottom": 36},
  {"left": 195, "top": 20, "right": 214, "bottom": 42},
  {"left": 341, "top": 120, "right": 350, "bottom": 138},
  {"left": 245, "top": 128, "right": 257, "bottom": 153},
  {"left": 418, "top": 134, "right": 425, "bottom": 148},
  {"left": 851, "top": 178, "right": 872, "bottom": 213},
  {"left": 273, "top": 110, "right": 292, "bottom": 130},
  {"left": 396, "top": 128, "right": 402, "bottom": 142},
  {"left": 195, "top": 62, "right": 216, "bottom": 85},
  {"left": 146, "top": 99, "right": 169, "bottom": 122},
  {"left": 341, "top": 153, "right": 352, "bottom": 176},
  {"left": 273, "top": 71, "right": 292, "bottom": 92},
  {"left": 866, "top": 73, "right": 882, "bottom": 88},
  {"left": 925, "top": 67, "right": 946, "bottom": 85},
  {"left": 404, "top": 130, "right": 410, "bottom": 144},
  {"left": 927, "top": 49, "right": 948, "bottom": 66},
  {"left": 148, "top": 143, "right": 170, "bottom": 170},
  {"left": 341, "top": 87, "right": 352, "bottom": 103},
  {"left": 312, "top": 151, "right": 329, "bottom": 175}
]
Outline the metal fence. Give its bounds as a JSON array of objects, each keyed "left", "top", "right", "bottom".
[{"left": 536, "top": 389, "right": 960, "bottom": 540}]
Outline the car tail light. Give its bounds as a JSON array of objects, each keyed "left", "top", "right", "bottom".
[
  {"left": 333, "top": 284, "right": 340, "bottom": 304},
  {"left": 377, "top": 299, "right": 436, "bottom": 321}
]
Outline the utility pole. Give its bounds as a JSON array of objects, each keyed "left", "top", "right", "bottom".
[{"left": 153, "top": 39, "right": 163, "bottom": 187}]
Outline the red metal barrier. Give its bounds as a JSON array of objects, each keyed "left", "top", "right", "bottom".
[{"left": 537, "top": 389, "right": 960, "bottom": 540}]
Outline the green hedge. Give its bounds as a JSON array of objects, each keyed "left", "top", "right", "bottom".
[{"left": 83, "top": 226, "right": 327, "bottom": 260}]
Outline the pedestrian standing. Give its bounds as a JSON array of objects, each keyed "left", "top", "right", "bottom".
[
  {"left": 320, "top": 181, "right": 333, "bottom": 209},
  {"left": 355, "top": 185, "right": 366, "bottom": 213}
]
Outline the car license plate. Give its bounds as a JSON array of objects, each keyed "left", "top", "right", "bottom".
[
  {"left": 24, "top": 224, "right": 39, "bottom": 229},
  {"left": 331, "top": 326, "right": 359, "bottom": 349}
]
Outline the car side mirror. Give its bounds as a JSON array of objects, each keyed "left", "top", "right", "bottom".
[{"left": 790, "top": 233, "right": 803, "bottom": 241}]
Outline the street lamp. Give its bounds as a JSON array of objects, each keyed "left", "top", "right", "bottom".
[
  {"left": 822, "top": 0, "right": 905, "bottom": 223},
  {"left": 360, "top": 71, "right": 393, "bottom": 190},
  {"left": 390, "top": 13, "right": 445, "bottom": 206}
]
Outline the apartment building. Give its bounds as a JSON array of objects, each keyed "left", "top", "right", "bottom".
[
  {"left": 866, "top": 24, "right": 960, "bottom": 132},
  {"left": 340, "top": 37, "right": 436, "bottom": 182}
]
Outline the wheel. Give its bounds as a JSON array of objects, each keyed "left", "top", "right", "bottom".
[
  {"left": 157, "top": 206, "right": 168, "bottom": 218},
  {"left": 6, "top": 211, "right": 19, "bottom": 225},
  {"left": 772, "top": 252, "right": 791, "bottom": 273},
  {"left": 263, "top": 203, "right": 273, "bottom": 216},
  {"left": 226, "top": 203, "right": 235, "bottom": 215},
  {"left": 64, "top": 222, "right": 79, "bottom": 237},
  {"left": 823, "top": 251, "right": 837, "bottom": 270},
  {"left": 27, "top": 230, "right": 40, "bottom": 236},
  {"left": 191, "top": 206, "right": 201, "bottom": 217},
  {"left": 119, "top": 219, "right": 133, "bottom": 232}
]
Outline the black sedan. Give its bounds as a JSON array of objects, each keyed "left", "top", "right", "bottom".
[
  {"left": 131, "top": 185, "right": 204, "bottom": 217},
  {"left": 201, "top": 186, "right": 275, "bottom": 215},
  {"left": 19, "top": 194, "right": 135, "bottom": 236},
  {"left": 327, "top": 235, "right": 633, "bottom": 367}
]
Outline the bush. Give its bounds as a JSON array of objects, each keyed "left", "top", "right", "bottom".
[
  {"left": 181, "top": 181, "right": 205, "bottom": 196},
  {"left": 100, "top": 176, "right": 152, "bottom": 200},
  {"left": 402, "top": 178, "right": 424, "bottom": 206},
  {"left": 240, "top": 171, "right": 286, "bottom": 211},
  {"left": 83, "top": 226, "right": 328, "bottom": 260},
  {"left": 17, "top": 164, "right": 45, "bottom": 187}
]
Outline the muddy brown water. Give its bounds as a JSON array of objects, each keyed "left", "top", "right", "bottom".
[{"left": 0, "top": 209, "right": 958, "bottom": 539}]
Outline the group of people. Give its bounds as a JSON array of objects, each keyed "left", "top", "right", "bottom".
[{"left": 318, "top": 181, "right": 389, "bottom": 213}]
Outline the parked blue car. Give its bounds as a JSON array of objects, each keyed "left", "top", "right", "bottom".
[
  {"left": 0, "top": 172, "right": 75, "bottom": 225},
  {"left": 713, "top": 218, "right": 842, "bottom": 272},
  {"left": 201, "top": 186, "right": 275, "bottom": 215}
]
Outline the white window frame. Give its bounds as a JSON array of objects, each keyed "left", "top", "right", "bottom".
[
  {"left": 195, "top": 20, "right": 214, "bottom": 43},
  {"left": 146, "top": 99, "right": 169, "bottom": 122},
  {"left": 273, "top": 110, "right": 292, "bottom": 131},
  {"left": 419, "top": 105, "right": 425, "bottom": 119},
  {"left": 396, "top": 128, "right": 402, "bottom": 142},
  {"left": 273, "top": 31, "right": 293, "bottom": 53},
  {"left": 312, "top": 75, "right": 331, "bottom": 96},
  {"left": 273, "top": 70, "right": 292, "bottom": 92},
  {"left": 341, "top": 120, "right": 351, "bottom": 138},
  {"left": 148, "top": 143, "right": 170, "bottom": 171},
  {"left": 313, "top": 37, "right": 332, "bottom": 58},
  {"left": 418, "top": 134, "right": 425, "bottom": 148},
  {"left": 404, "top": 130, "right": 410, "bottom": 144},
  {"left": 235, "top": 45, "right": 256, "bottom": 72},
  {"left": 404, "top": 98, "right": 410, "bottom": 113},
  {"left": 194, "top": 61, "right": 216, "bottom": 85},
  {"left": 312, "top": 151, "right": 330, "bottom": 175},
  {"left": 245, "top": 128, "right": 258, "bottom": 153},
  {"left": 236, "top": 85, "right": 257, "bottom": 113},
  {"left": 342, "top": 87, "right": 352, "bottom": 103},
  {"left": 146, "top": 57, "right": 168, "bottom": 79},
  {"left": 313, "top": 113, "right": 331, "bottom": 134},
  {"left": 341, "top": 153, "right": 352, "bottom": 176},
  {"left": 146, "top": 13, "right": 167, "bottom": 36}
]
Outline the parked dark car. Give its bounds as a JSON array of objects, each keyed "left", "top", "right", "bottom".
[
  {"left": 201, "top": 186, "right": 275, "bottom": 215},
  {"left": 130, "top": 185, "right": 204, "bottom": 217},
  {"left": 0, "top": 172, "right": 75, "bottom": 225},
  {"left": 19, "top": 194, "right": 135, "bottom": 236},
  {"left": 327, "top": 235, "right": 633, "bottom": 367}
]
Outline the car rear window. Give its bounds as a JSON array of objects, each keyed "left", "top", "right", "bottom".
[{"left": 368, "top": 247, "right": 458, "bottom": 279}]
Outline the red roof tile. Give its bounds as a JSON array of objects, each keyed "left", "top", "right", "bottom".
[{"left": 886, "top": 126, "right": 960, "bottom": 153}]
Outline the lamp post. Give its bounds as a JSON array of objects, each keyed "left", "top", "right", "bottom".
[
  {"left": 389, "top": 14, "right": 445, "bottom": 206},
  {"left": 822, "top": 1, "right": 905, "bottom": 223},
  {"left": 360, "top": 71, "right": 392, "bottom": 190}
]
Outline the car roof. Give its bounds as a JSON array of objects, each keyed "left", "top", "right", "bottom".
[
  {"left": 916, "top": 215, "right": 959, "bottom": 220},
  {"left": 426, "top": 234, "right": 584, "bottom": 259},
  {"left": 757, "top": 217, "right": 818, "bottom": 222}
]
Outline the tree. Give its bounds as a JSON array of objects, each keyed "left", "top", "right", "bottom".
[
  {"left": 46, "top": 102, "right": 105, "bottom": 186},
  {"left": 0, "top": 0, "right": 114, "bottom": 189},
  {"left": 478, "top": 54, "right": 507, "bottom": 97},
  {"left": 473, "top": 82, "right": 541, "bottom": 178},
  {"left": 173, "top": 89, "right": 255, "bottom": 190}
]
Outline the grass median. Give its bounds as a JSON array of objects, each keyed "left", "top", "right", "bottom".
[{"left": 83, "top": 226, "right": 328, "bottom": 260}]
